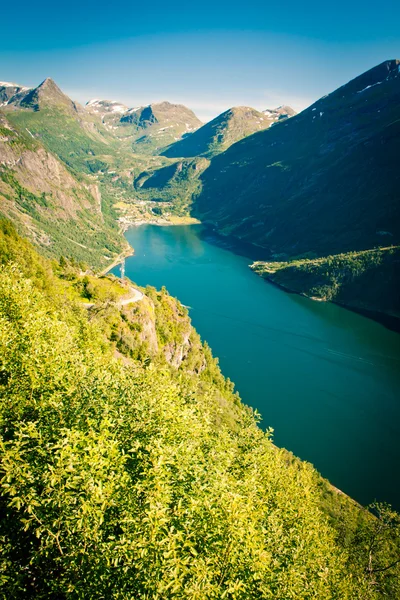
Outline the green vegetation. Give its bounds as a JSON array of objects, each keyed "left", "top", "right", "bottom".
[
  {"left": 252, "top": 246, "right": 400, "bottom": 320},
  {"left": 162, "top": 106, "right": 275, "bottom": 159},
  {"left": 184, "top": 60, "right": 400, "bottom": 322},
  {"left": 193, "top": 60, "right": 400, "bottom": 257},
  {"left": 0, "top": 112, "right": 127, "bottom": 268},
  {"left": 1, "top": 97, "right": 193, "bottom": 243},
  {"left": 1, "top": 65, "right": 400, "bottom": 596},
  {"left": 6, "top": 109, "right": 116, "bottom": 174},
  {"left": 1, "top": 222, "right": 400, "bottom": 598},
  {"left": 85, "top": 100, "right": 202, "bottom": 156},
  {"left": 134, "top": 157, "right": 210, "bottom": 215}
]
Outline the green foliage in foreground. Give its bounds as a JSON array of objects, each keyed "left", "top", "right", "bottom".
[
  {"left": 0, "top": 269, "right": 349, "bottom": 598},
  {"left": 0, "top": 225, "right": 400, "bottom": 598}
]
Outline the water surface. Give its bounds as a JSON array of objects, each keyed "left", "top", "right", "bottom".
[{"left": 112, "top": 224, "right": 400, "bottom": 508}]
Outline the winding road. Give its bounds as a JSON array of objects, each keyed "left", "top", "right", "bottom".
[{"left": 82, "top": 286, "right": 144, "bottom": 309}]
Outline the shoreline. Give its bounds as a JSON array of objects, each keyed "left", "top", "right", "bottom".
[
  {"left": 253, "top": 271, "right": 400, "bottom": 334},
  {"left": 100, "top": 246, "right": 135, "bottom": 276},
  {"left": 119, "top": 216, "right": 201, "bottom": 232},
  {"left": 101, "top": 217, "right": 201, "bottom": 274},
  {"left": 112, "top": 220, "right": 400, "bottom": 334}
]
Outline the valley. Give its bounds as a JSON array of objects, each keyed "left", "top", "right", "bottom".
[
  {"left": 1, "top": 56, "right": 400, "bottom": 598},
  {"left": 114, "top": 224, "right": 400, "bottom": 509}
]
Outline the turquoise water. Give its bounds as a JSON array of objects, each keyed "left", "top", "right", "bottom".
[{"left": 112, "top": 224, "right": 400, "bottom": 508}]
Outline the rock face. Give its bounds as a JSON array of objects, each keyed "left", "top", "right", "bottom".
[
  {"left": 86, "top": 98, "right": 203, "bottom": 153},
  {"left": 2, "top": 78, "right": 80, "bottom": 114},
  {"left": 120, "top": 288, "right": 206, "bottom": 371},
  {"left": 262, "top": 105, "right": 297, "bottom": 123},
  {"left": 162, "top": 105, "right": 295, "bottom": 159},
  {"left": 194, "top": 59, "right": 400, "bottom": 257},
  {"left": 0, "top": 114, "right": 122, "bottom": 265},
  {"left": 0, "top": 81, "right": 31, "bottom": 106}
]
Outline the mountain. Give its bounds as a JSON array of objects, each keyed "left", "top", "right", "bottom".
[
  {"left": 194, "top": 60, "right": 400, "bottom": 255},
  {"left": 192, "top": 59, "right": 400, "bottom": 323},
  {"left": 1, "top": 219, "right": 399, "bottom": 599},
  {"left": 85, "top": 99, "right": 202, "bottom": 153},
  {"left": 262, "top": 105, "right": 297, "bottom": 122},
  {"left": 1, "top": 77, "right": 171, "bottom": 203},
  {"left": 0, "top": 81, "right": 31, "bottom": 106},
  {"left": 85, "top": 98, "right": 129, "bottom": 117},
  {"left": 0, "top": 112, "right": 125, "bottom": 266},
  {"left": 133, "top": 156, "right": 210, "bottom": 214},
  {"left": 1, "top": 78, "right": 125, "bottom": 172},
  {"left": 0, "top": 77, "right": 194, "bottom": 255},
  {"left": 1, "top": 77, "right": 81, "bottom": 113},
  {"left": 162, "top": 105, "right": 295, "bottom": 159}
]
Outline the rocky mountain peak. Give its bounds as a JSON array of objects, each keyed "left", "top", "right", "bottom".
[
  {"left": 262, "top": 105, "right": 297, "bottom": 123},
  {"left": 85, "top": 98, "right": 129, "bottom": 115},
  {"left": 0, "top": 77, "right": 77, "bottom": 113},
  {"left": 0, "top": 81, "right": 31, "bottom": 106}
]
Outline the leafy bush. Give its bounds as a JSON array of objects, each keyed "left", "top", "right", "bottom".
[{"left": 0, "top": 226, "right": 399, "bottom": 599}]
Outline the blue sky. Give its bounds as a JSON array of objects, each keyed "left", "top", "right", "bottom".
[{"left": 1, "top": 0, "right": 399, "bottom": 121}]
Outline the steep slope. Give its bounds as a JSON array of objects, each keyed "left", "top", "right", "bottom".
[
  {"left": 133, "top": 156, "right": 210, "bottom": 213},
  {"left": 6, "top": 77, "right": 81, "bottom": 114},
  {"left": 1, "top": 78, "right": 175, "bottom": 225},
  {"left": 1, "top": 221, "right": 399, "bottom": 599},
  {"left": 162, "top": 105, "right": 293, "bottom": 158},
  {"left": 86, "top": 99, "right": 202, "bottom": 154},
  {"left": 0, "top": 81, "right": 31, "bottom": 106},
  {"left": 194, "top": 59, "right": 400, "bottom": 256},
  {"left": 0, "top": 113, "right": 125, "bottom": 266},
  {"left": 252, "top": 246, "right": 400, "bottom": 327},
  {"left": 2, "top": 78, "right": 127, "bottom": 172}
]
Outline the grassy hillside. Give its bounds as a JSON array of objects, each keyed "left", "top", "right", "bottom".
[
  {"left": 162, "top": 106, "right": 276, "bottom": 159},
  {"left": 0, "top": 113, "right": 126, "bottom": 267},
  {"left": 2, "top": 80, "right": 202, "bottom": 237},
  {"left": 1, "top": 219, "right": 400, "bottom": 598},
  {"left": 193, "top": 60, "right": 400, "bottom": 257},
  {"left": 133, "top": 157, "right": 210, "bottom": 215},
  {"left": 252, "top": 246, "right": 400, "bottom": 324},
  {"left": 85, "top": 99, "right": 202, "bottom": 155}
]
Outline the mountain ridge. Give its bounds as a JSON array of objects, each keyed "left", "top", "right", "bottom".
[
  {"left": 193, "top": 59, "right": 400, "bottom": 254},
  {"left": 85, "top": 97, "right": 203, "bottom": 152},
  {"left": 162, "top": 104, "right": 296, "bottom": 158},
  {"left": 2, "top": 77, "right": 82, "bottom": 113},
  {"left": 189, "top": 58, "right": 400, "bottom": 323}
]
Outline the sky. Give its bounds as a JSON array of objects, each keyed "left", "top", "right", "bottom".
[{"left": 1, "top": 0, "right": 399, "bottom": 122}]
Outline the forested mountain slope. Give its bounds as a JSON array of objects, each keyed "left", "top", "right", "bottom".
[
  {"left": 1, "top": 218, "right": 400, "bottom": 598},
  {"left": 193, "top": 59, "right": 400, "bottom": 257},
  {"left": 252, "top": 246, "right": 400, "bottom": 325},
  {"left": 0, "top": 113, "right": 125, "bottom": 267}
]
